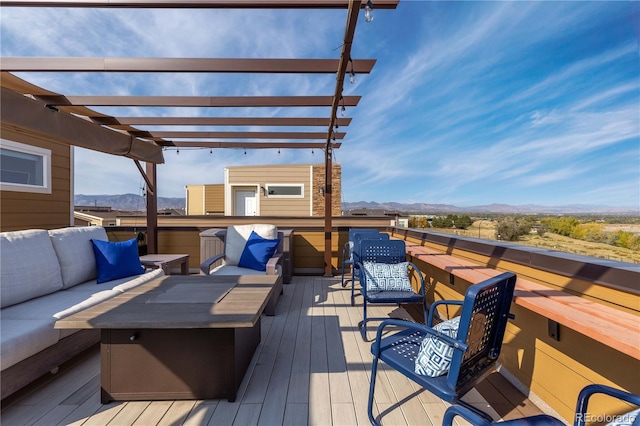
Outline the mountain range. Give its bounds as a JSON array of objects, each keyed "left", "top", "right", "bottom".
[
  {"left": 74, "top": 194, "right": 185, "bottom": 211},
  {"left": 342, "top": 201, "right": 639, "bottom": 215},
  {"left": 74, "top": 194, "right": 637, "bottom": 215}
]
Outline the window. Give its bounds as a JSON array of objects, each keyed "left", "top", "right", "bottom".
[
  {"left": 0, "top": 139, "right": 51, "bottom": 193},
  {"left": 266, "top": 184, "right": 304, "bottom": 198}
]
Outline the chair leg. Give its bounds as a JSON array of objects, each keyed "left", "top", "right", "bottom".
[
  {"left": 341, "top": 263, "right": 349, "bottom": 287},
  {"left": 368, "top": 355, "right": 381, "bottom": 426},
  {"left": 351, "top": 278, "right": 356, "bottom": 306},
  {"left": 359, "top": 300, "right": 368, "bottom": 341}
]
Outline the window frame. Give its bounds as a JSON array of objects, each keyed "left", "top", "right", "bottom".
[
  {"left": 0, "top": 139, "right": 52, "bottom": 194},
  {"left": 265, "top": 183, "right": 304, "bottom": 198}
]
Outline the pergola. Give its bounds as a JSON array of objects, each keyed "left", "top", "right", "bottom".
[{"left": 0, "top": 0, "right": 400, "bottom": 276}]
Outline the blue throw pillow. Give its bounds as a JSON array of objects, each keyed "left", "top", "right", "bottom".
[
  {"left": 238, "top": 231, "right": 280, "bottom": 272},
  {"left": 91, "top": 238, "right": 144, "bottom": 284}
]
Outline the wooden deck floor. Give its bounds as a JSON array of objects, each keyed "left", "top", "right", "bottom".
[{"left": 1, "top": 276, "right": 543, "bottom": 425}]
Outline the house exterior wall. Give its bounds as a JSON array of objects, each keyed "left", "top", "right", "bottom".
[
  {"left": 225, "top": 163, "right": 341, "bottom": 217},
  {"left": 0, "top": 126, "right": 72, "bottom": 231},
  {"left": 185, "top": 184, "right": 224, "bottom": 215}
]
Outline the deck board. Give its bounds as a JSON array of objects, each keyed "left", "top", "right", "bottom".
[{"left": 1, "top": 276, "right": 544, "bottom": 426}]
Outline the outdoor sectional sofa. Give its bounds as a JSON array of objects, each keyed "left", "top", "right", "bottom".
[{"left": 0, "top": 226, "right": 164, "bottom": 400}]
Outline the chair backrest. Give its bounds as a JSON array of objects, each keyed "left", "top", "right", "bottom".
[
  {"left": 352, "top": 232, "right": 390, "bottom": 261},
  {"left": 224, "top": 224, "right": 278, "bottom": 266},
  {"left": 358, "top": 239, "right": 406, "bottom": 265},
  {"left": 348, "top": 228, "right": 380, "bottom": 243},
  {"left": 347, "top": 229, "right": 382, "bottom": 259},
  {"left": 447, "top": 272, "right": 517, "bottom": 395}
]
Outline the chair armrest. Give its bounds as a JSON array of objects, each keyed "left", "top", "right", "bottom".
[
  {"left": 371, "top": 318, "right": 468, "bottom": 357},
  {"left": 265, "top": 253, "right": 283, "bottom": 275},
  {"left": 428, "top": 300, "right": 464, "bottom": 326},
  {"left": 406, "top": 261, "right": 426, "bottom": 293},
  {"left": 200, "top": 253, "right": 225, "bottom": 275},
  {"left": 575, "top": 384, "right": 640, "bottom": 426}
]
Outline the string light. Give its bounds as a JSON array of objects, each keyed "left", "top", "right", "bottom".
[
  {"left": 349, "top": 57, "right": 356, "bottom": 84},
  {"left": 176, "top": 148, "right": 180, "bottom": 155},
  {"left": 244, "top": 149, "right": 246, "bottom": 155},
  {"left": 340, "top": 95, "right": 346, "bottom": 116},
  {"left": 364, "top": 0, "right": 374, "bottom": 22},
  {"left": 278, "top": 148, "right": 281, "bottom": 154},
  {"left": 312, "top": 149, "right": 315, "bottom": 156}
]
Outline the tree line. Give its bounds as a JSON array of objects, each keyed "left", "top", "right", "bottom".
[{"left": 408, "top": 214, "right": 640, "bottom": 250}]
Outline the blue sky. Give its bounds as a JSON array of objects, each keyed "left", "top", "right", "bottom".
[{"left": 1, "top": 1, "right": 638, "bottom": 208}]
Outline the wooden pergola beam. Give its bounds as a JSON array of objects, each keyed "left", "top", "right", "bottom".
[
  {"left": 0, "top": 0, "right": 399, "bottom": 9},
  {"left": 0, "top": 58, "right": 376, "bottom": 74},
  {"left": 147, "top": 131, "right": 345, "bottom": 139},
  {"left": 169, "top": 141, "right": 342, "bottom": 149},
  {"left": 107, "top": 117, "right": 353, "bottom": 126},
  {"left": 36, "top": 95, "right": 361, "bottom": 107},
  {"left": 0, "top": 87, "right": 164, "bottom": 163}
]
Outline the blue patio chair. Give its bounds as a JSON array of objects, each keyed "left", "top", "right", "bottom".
[
  {"left": 367, "top": 272, "right": 517, "bottom": 426},
  {"left": 341, "top": 229, "right": 381, "bottom": 288},
  {"left": 349, "top": 232, "right": 390, "bottom": 304},
  {"left": 355, "top": 239, "right": 428, "bottom": 341},
  {"left": 443, "top": 383, "right": 640, "bottom": 426}
]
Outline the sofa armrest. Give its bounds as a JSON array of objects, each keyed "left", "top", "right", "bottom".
[
  {"left": 266, "top": 253, "right": 283, "bottom": 275},
  {"left": 200, "top": 253, "right": 225, "bottom": 275}
]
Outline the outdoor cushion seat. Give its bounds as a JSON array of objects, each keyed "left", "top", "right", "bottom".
[
  {"left": 0, "top": 319, "right": 60, "bottom": 371},
  {"left": 200, "top": 224, "right": 283, "bottom": 276}
]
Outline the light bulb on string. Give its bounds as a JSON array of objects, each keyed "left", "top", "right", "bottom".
[{"left": 364, "top": 0, "right": 374, "bottom": 22}]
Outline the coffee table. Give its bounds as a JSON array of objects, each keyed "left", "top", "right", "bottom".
[
  {"left": 55, "top": 274, "right": 281, "bottom": 403},
  {"left": 139, "top": 253, "right": 189, "bottom": 275}
]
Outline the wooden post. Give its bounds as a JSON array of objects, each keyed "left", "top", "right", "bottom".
[
  {"left": 145, "top": 162, "right": 158, "bottom": 254},
  {"left": 324, "top": 146, "right": 333, "bottom": 276}
]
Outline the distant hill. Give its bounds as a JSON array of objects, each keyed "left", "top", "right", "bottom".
[
  {"left": 75, "top": 194, "right": 185, "bottom": 211},
  {"left": 342, "top": 201, "right": 638, "bottom": 215},
  {"left": 74, "top": 194, "right": 636, "bottom": 215}
]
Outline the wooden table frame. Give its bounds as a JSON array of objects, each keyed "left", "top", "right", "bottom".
[
  {"left": 55, "top": 274, "right": 281, "bottom": 403},
  {"left": 139, "top": 254, "right": 189, "bottom": 275}
]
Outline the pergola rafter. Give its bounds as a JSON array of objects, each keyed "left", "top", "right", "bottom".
[
  {"left": 0, "top": 0, "right": 399, "bottom": 8},
  {"left": 0, "top": 57, "right": 376, "bottom": 74}
]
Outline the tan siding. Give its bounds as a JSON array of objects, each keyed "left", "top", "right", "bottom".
[
  {"left": 0, "top": 126, "right": 71, "bottom": 231},
  {"left": 204, "top": 184, "right": 224, "bottom": 215},
  {"left": 229, "top": 164, "right": 309, "bottom": 216},
  {"left": 186, "top": 185, "right": 205, "bottom": 215}
]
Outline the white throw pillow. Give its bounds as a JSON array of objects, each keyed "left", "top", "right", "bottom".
[
  {"left": 415, "top": 316, "right": 461, "bottom": 377},
  {"left": 362, "top": 261, "right": 412, "bottom": 292}
]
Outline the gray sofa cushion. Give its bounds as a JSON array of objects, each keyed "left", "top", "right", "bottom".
[
  {"left": 0, "top": 319, "right": 60, "bottom": 371},
  {"left": 48, "top": 226, "right": 109, "bottom": 289},
  {"left": 0, "top": 229, "right": 64, "bottom": 308}
]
